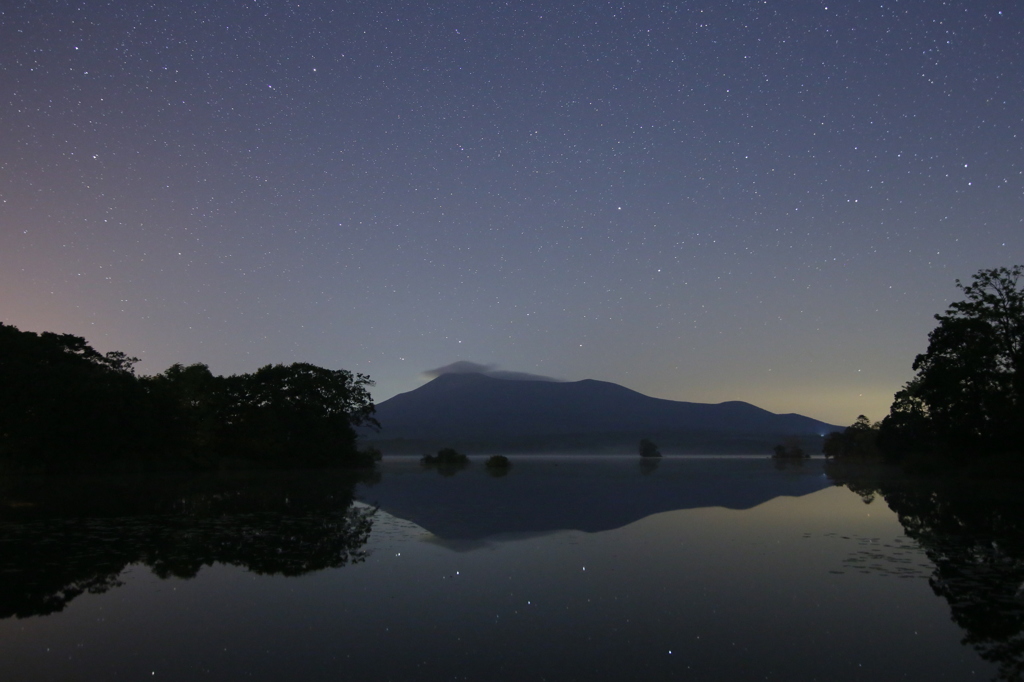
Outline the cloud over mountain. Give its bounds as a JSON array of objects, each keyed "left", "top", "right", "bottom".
[{"left": 422, "top": 360, "right": 562, "bottom": 383}]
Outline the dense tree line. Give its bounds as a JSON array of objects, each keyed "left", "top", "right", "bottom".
[
  {"left": 826, "top": 266, "right": 1024, "bottom": 466},
  {"left": 822, "top": 415, "right": 881, "bottom": 460},
  {"left": 880, "top": 266, "right": 1024, "bottom": 463},
  {"left": 0, "top": 323, "right": 379, "bottom": 472}
]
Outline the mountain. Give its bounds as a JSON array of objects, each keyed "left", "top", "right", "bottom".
[{"left": 364, "top": 372, "right": 842, "bottom": 454}]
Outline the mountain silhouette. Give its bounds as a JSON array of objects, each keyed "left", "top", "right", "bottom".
[{"left": 366, "top": 373, "right": 841, "bottom": 454}]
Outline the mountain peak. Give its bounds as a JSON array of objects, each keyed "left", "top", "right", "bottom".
[{"left": 368, "top": 374, "right": 841, "bottom": 454}]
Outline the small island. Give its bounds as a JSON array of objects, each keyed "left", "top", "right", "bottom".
[
  {"left": 420, "top": 447, "right": 471, "bottom": 476},
  {"left": 485, "top": 454, "right": 511, "bottom": 469},
  {"left": 772, "top": 442, "right": 807, "bottom": 460},
  {"left": 638, "top": 438, "right": 662, "bottom": 458},
  {"left": 420, "top": 447, "right": 469, "bottom": 467}
]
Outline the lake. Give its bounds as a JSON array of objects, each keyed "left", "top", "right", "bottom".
[{"left": 0, "top": 456, "right": 1018, "bottom": 681}]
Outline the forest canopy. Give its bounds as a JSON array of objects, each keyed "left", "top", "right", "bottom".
[{"left": 0, "top": 323, "right": 378, "bottom": 472}]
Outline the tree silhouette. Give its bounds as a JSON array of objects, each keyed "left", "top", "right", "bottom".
[
  {"left": 880, "top": 266, "right": 1024, "bottom": 461},
  {"left": 0, "top": 323, "right": 152, "bottom": 469},
  {"left": 638, "top": 438, "right": 661, "bottom": 458},
  {"left": 822, "top": 415, "right": 881, "bottom": 459},
  {"left": 0, "top": 323, "right": 379, "bottom": 471}
]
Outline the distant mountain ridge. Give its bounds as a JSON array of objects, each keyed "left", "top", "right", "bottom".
[{"left": 366, "top": 372, "right": 842, "bottom": 454}]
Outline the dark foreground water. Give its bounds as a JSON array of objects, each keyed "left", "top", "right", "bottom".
[{"left": 0, "top": 456, "right": 1020, "bottom": 681}]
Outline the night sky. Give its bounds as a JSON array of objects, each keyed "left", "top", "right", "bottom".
[{"left": 2, "top": 0, "right": 1021, "bottom": 425}]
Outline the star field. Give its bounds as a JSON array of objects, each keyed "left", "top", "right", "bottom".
[{"left": 1, "top": 0, "right": 1022, "bottom": 424}]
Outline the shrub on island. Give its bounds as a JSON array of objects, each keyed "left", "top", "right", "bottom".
[
  {"left": 638, "top": 438, "right": 662, "bottom": 458},
  {"left": 421, "top": 448, "right": 469, "bottom": 466},
  {"left": 772, "top": 442, "right": 807, "bottom": 460},
  {"left": 421, "top": 448, "right": 470, "bottom": 476},
  {"left": 485, "top": 455, "right": 511, "bottom": 476}
]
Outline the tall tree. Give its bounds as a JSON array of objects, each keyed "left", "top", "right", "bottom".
[
  {"left": 822, "top": 415, "right": 880, "bottom": 459},
  {"left": 880, "top": 266, "right": 1024, "bottom": 459}
]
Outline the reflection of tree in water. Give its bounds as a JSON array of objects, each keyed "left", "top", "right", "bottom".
[
  {"left": 638, "top": 457, "right": 660, "bottom": 475},
  {"left": 826, "top": 460, "right": 1024, "bottom": 681},
  {"left": 772, "top": 456, "right": 806, "bottom": 471},
  {"left": 0, "top": 470, "right": 376, "bottom": 619}
]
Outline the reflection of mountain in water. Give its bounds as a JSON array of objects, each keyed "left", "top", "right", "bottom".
[
  {"left": 826, "top": 460, "right": 1024, "bottom": 682},
  {"left": 358, "top": 457, "right": 831, "bottom": 541},
  {"left": 0, "top": 460, "right": 833, "bottom": 621},
  {"left": 0, "top": 471, "right": 375, "bottom": 619}
]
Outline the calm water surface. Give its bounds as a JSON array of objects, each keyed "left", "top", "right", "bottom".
[{"left": 0, "top": 457, "right": 1016, "bottom": 681}]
